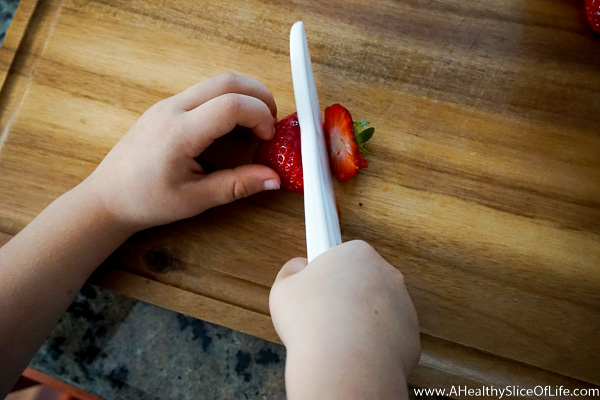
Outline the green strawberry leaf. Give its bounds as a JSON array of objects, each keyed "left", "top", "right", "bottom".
[
  {"left": 353, "top": 120, "right": 375, "bottom": 156},
  {"left": 355, "top": 127, "right": 374, "bottom": 144}
]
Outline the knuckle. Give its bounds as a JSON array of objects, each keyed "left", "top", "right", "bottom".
[
  {"left": 144, "top": 100, "right": 176, "bottom": 129},
  {"left": 232, "top": 178, "right": 251, "bottom": 200},
  {"left": 218, "top": 72, "right": 240, "bottom": 91},
  {"left": 393, "top": 268, "right": 406, "bottom": 285},
  {"left": 349, "top": 239, "right": 374, "bottom": 254},
  {"left": 145, "top": 101, "right": 163, "bottom": 118},
  {"left": 150, "top": 98, "right": 171, "bottom": 114},
  {"left": 221, "top": 93, "right": 242, "bottom": 113}
]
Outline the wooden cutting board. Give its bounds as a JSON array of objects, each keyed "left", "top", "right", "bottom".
[{"left": 1, "top": 0, "right": 599, "bottom": 395}]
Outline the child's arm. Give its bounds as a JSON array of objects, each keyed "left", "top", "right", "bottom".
[
  {"left": 0, "top": 73, "right": 280, "bottom": 395},
  {"left": 269, "top": 240, "right": 421, "bottom": 400}
]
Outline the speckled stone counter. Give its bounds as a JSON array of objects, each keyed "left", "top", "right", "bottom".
[
  {"left": 30, "top": 284, "right": 287, "bottom": 399},
  {"left": 0, "top": 0, "right": 18, "bottom": 45}
]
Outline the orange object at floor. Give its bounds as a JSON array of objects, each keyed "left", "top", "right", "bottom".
[{"left": 8, "top": 368, "right": 102, "bottom": 400}]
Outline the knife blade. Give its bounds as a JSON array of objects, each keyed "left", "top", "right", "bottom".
[{"left": 290, "top": 21, "right": 342, "bottom": 262}]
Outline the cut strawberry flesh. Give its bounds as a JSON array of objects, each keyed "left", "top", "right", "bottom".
[{"left": 324, "top": 104, "right": 368, "bottom": 183}]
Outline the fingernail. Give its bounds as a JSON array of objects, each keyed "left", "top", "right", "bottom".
[
  {"left": 264, "top": 179, "right": 280, "bottom": 191},
  {"left": 272, "top": 126, "right": 276, "bottom": 136}
]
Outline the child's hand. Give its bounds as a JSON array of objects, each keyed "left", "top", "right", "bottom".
[
  {"left": 0, "top": 73, "right": 282, "bottom": 395},
  {"left": 84, "top": 73, "right": 280, "bottom": 231},
  {"left": 269, "top": 240, "right": 420, "bottom": 400}
]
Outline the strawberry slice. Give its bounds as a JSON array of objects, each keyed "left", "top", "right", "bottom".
[
  {"left": 254, "top": 112, "right": 304, "bottom": 193},
  {"left": 586, "top": 0, "right": 600, "bottom": 34},
  {"left": 323, "top": 104, "right": 374, "bottom": 183}
]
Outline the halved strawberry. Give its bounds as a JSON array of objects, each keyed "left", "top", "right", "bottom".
[
  {"left": 254, "top": 112, "right": 304, "bottom": 193},
  {"left": 323, "top": 104, "right": 374, "bottom": 183}
]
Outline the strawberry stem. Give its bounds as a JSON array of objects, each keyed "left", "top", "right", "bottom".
[{"left": 353, "top": 121, "right": 375, "bottom": 156}]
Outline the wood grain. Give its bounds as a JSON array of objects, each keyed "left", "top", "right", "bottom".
[{"left": 0, "top": 0, "right": 599, "bottom": 394}]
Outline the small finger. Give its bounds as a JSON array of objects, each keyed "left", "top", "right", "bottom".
[
  {"left": 181, "top": 93, "right": 276, "bottom": 155},
  {"left": 169, "top": 73, "right": 277, "bottom": 117}
]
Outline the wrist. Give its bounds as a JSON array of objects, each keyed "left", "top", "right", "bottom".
[
  {"left": 71, "top": 179, "right": 141, "bottom": 238},
  {"left": 284, "top": 336, "right": 409, "bottom": 400}
]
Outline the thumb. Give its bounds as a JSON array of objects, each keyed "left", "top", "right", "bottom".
[
  {"left": 196, "top": 164, "right": 280, "bottom": 209},
  {"left": 274, "top": 257, "right": 308, "bottom": 285}
]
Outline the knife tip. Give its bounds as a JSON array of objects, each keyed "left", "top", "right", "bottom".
[{"left": 291, "top": 21, "right": 304, "bottom": 31}]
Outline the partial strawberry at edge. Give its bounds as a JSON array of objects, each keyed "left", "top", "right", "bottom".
[
  {"left": 323, "top": 104, "right": 374, "bottom": 183},
  {"left": 586, "top": 0, "right": 600, "bottom": 34},
  {"left": 253, "top": 112, "right": 304, "bottom": 193}
]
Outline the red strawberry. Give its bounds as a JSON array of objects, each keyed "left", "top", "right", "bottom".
[
  {"left": 586, "top": 0, "right": 600, "bottom": 33},
  {"left": 254, "top": 112, "right": 304, "bottom": 193},
  {"left": 323, "top": 104, "right": 374, "bottom": 183}
]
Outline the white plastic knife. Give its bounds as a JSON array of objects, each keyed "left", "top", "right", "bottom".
[{"left": 290, "top": 21, "right": 342, "bottom": 262}]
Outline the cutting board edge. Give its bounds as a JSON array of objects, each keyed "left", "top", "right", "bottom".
[
  {"left": 0, "top": 0, "right": 65, "bottom": 155},
  {"left": 0, "top": 0, "right": 40, "bottom": 89}
]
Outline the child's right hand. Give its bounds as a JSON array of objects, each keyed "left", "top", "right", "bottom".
[{"left": 269, "top": 240, "right": 420, "bottom": 399}]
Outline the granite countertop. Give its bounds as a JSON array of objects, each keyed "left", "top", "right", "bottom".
[
  {"left": 0, "top": 0, "right": 18, "bottom": 45},
  {"left": 0, "top": 1, "right": 436, "bottom": 398},
  {"left": 32, "top": 284, "right": 287, "bottom": 399}
]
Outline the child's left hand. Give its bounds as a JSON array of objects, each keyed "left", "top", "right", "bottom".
[
  {"left": 0, "top": 73, "right": 282, "bottom": 396},
  {"left": 84, "top": 73, "right": 281, "bottom": 232}
]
